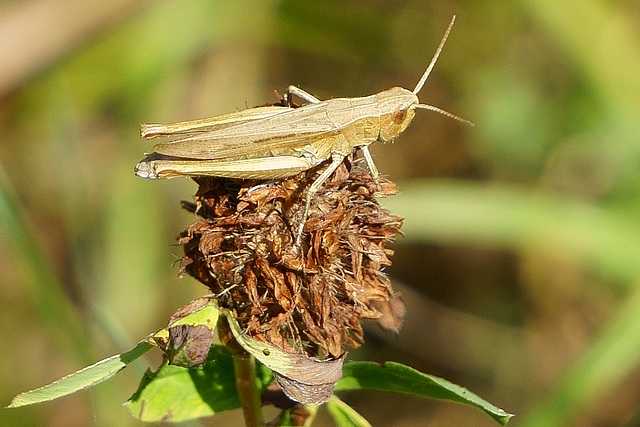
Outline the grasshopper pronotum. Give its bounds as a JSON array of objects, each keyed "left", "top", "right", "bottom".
[{"left": 135, "top": 15, "right": 472, "bottom": 245}]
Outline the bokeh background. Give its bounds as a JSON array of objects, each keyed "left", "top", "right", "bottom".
[{"left": 2, "top": 1, "right": 640, "bottom": 426}]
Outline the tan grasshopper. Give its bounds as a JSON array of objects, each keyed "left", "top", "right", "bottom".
[{"left": 135, "top": 15, "right": 472, "bottom": 244}]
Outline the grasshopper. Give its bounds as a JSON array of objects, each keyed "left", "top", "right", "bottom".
[{"left": 135, "top": 15, "right": 472, "bottom": 245}]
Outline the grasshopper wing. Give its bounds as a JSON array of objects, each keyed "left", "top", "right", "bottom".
[
  {"left": 149, "top": 102, "right": 339, "bottom": 161},
  {"left": 141, "top": 106, "right": 293, "bottom": 139}
]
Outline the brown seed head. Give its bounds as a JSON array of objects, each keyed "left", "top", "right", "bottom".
[{"left": 178, "top": 155, "right": 404, "bottom": 359}]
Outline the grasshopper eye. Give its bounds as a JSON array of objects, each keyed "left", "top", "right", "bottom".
[{"left": 392, "top": 108, "right": 408, "bottom": 124}]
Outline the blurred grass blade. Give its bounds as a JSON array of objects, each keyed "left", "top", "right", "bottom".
[
  {"left": 336, "top": 361, "right": 513, "bottom": 425},
  {"left": 0, "top": 165, "right": 91, "bottom": 360},
  {"left": 326, "top": 395, "right": 372, "bottom": 427},
  {"left": 519, "top": 281, "right": 640, "bottom": 426},
  {"left": 522, "top": 0, "right": 640, "bottom": 122},
  {"left": 7, "top": 340, "right": 152, "bottom": 408},
  {"left": 383, "top": 180, "right": 640, "bottom": 284}
]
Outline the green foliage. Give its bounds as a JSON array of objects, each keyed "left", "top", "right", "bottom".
[
  {"left": 9, "top": 300, "right": 510, "bottom": 424},
  {"left": 10, "top": 344, "right": 510, "bottom": 424}
]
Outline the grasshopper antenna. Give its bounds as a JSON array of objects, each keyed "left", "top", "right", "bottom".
[
  {"left": 413, "top": 15, "right": 456, "bottom": 95},
  {"left": 412, "top": 15, "right": 474, "bottom": 127},
  {"left": 414, "top": 104, "right": 474, "bottom": 126}
]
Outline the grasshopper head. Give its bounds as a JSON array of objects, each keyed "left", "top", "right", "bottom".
[{"left": 376, "top": 87, "right": 418, "bottom": 142}]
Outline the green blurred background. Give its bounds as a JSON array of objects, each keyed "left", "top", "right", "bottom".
[{"left": 2, "top": 1, "right": 640, "bottom": 426}]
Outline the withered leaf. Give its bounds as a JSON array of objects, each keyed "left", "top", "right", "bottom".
[
  {"left": 154, "top": 297, "right": 220, "bottom": 367},
  {"left": 223, "top": 310, "right": 345, "bottom": 405},
  {"left": 165, "top": 325, "right": 213, "bottom": 368}
]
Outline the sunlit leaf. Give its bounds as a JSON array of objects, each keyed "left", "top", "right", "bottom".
[
  {"left": 7, "top": 341, "right": 152, "bottom": 408},
  {"left": 336, "top": 361, "right": 513, "bottom": 425},
  {"left": 125, "top": 345, "right": 273, "bottom": 422}
]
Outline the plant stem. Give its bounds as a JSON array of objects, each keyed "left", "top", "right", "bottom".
[{"left": 233, "top": 353, "right": 264, "bottom": 427}]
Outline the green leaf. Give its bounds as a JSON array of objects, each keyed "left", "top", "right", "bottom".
[
  {"left": 7, "top": 340, "right": 152, "bottom": 408},
  {"left": 336, "top": 361, "right": 513, "bottom": 425},
  {"left": 326, "top": 395, "right": 371, "bottom": 427},
  {"left": 125, "top": 345, "right": 273, "bottom": 423}
]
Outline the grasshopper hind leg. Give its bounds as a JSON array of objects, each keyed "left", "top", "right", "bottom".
[
  {"left": 288, "top": 85, "right": 321, "bottom": 104},
  {"left": 359, "top": 145, "right": 380, "bottom": 187},
  {"left": 294, "top": 147, "right": 383, "bottom": 248},
  {"left": 295, "top": 153, "right": 345, "bottom": 247},
  {"left": 287, "top": 84, "right": 327, "bottom": 248}
]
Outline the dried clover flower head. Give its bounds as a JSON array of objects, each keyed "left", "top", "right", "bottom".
[{"left": 178, "top": 155, "right": 404, "bottom": 359}]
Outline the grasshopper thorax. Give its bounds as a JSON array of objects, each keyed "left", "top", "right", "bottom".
[{"left": 376, "top": 87, "right": 419, "bottom": 142}]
